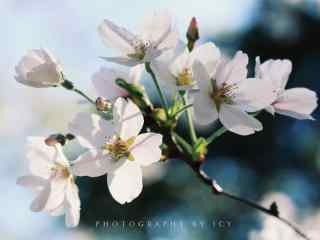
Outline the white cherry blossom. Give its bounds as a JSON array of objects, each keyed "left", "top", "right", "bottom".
[
  {"left": 193, "top": 51, "right": 277, "bottom": 135},
  {"left": 151, "top": 42, "right": 221, "bottom": 91},
  {"left": 98, "top": 11, "right": 178, "bottom": 66},
  {"left": 255, "top": 57, "right": 318, "bottom": 120},
  {"left": 69, "top": 98, "right": 163, "bottom": 204},
  {"left": 92, "top": 65, "right": 144, "bottom": 99},
  {"left": 15, "top": 49, "right": 64, "bottom": 88},
  {"left": 16, "top": 137, "right": 80, "bottom": 228}
]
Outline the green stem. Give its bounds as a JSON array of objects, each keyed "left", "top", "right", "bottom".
[
  {"left": 173, "top": 104, "right": 193, "bottom": 118},
  {"left": 172, "top": 132, "right": 193, "bottom": 155},
  {"left": 73, "top": 88, "right": 95, "bottom": 105},
  {"left": 62, "top": 79, "right": 95, "bottom": 105},
  {"left": 181, "top": 92, "right": 197, "bottom": 145},
  {"left": 145, "top": 62, "right": 169, "bottom": 117},
  {"left": 206, "top": 126, "right": 227, "bottom": 144}
]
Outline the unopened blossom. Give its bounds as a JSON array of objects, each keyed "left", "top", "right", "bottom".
[
  {"left": 16, "top": 137, "right": 80, "bottom": 227},
  {"left": 151, "top": 42, "right": 221, "bottom": 91},
  {"left": 255, "top": 57, "right": 318, "bottom": 120},
  {"left": 15, "top": 49, "right": 64, "bottom": 88},
  {"left": 193, "top": 51, "right": 276, "bottom": 135},
  {"left": 98, "top": 11, "right": 178, "bottom": 66},
  {"left": 95, "top": 97, "right": 112, "bottom": 111},
  {"left": 92, "top": 64, "right": 144, "bottom": 99},
  {"left": 69, "top": 98, "right": 163, "bottom": 204}
]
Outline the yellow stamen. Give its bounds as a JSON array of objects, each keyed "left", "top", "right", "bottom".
[
  {"left": 176, "top": 68, "right": 193, "bottom": 86},
  {"left": 102, "top": 137, "right": 135, "bottom": 161},
  {"left": 210, "top": 80, "right": 237, "bottom": 110}
]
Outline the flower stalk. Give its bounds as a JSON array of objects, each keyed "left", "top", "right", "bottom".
[
  {"left": 180, "top": 91, "right": 198, "bottom": 145},
  {"left": 207, "top": 126, "right": 227, "bottom": 144},
  {"left": 145, "top": 62, "right": 169, "bottom": 118},
  {"left": 62, "top": 79, "right": 95, "bottom": 105}
]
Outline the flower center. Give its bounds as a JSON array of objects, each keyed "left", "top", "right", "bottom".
[
  {"left": 51, "top": 163, "right": 71, "bottom": 179},
  {"left": 176, "top": 68, "right": 193, "bottom": 86},
  {"left": 128, "top": 40, "right": 152, "bottom": 61},
  {"left": 102, "top": 137, "right": 135, "bottom": 161},
  {"left": 210, "top": 80, "right": 237, "bottom": 110}
]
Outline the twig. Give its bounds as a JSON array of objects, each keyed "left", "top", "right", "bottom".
[{"left": 181, "top": 157, "right": 311, "bottom": 240}]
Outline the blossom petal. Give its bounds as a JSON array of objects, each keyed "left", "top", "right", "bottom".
[
  {"left": 92, "top": 67, "right": 129, "bottom": 99},
  {"left": 255, "top": 57, "right": 292, "bottom": 91},
  {"left": 26, "top": 63, "right": 62, "bottom": 86},
  {"left": 30, "top": 183, "right": 51, "bottom": 212},
  {"left": 219, "top": 104, "right": 263, "bottom": 136},
  {"left": 26, "top": 137, "right": 56, "bottom": 179},
  {"left": 216, "top": 51, "right": 248, "bottom": 87},
  {"left": 17, "top": 175, "right": 47, "bottom": 189},
  {"left": 101, "top": 56, "right": 141, "bottom": 67},
  {"left": 150, "top": 59, "right": 176, "bottom": 88},
  {"left": 273, "top": 88, "right": 318, "bottom": 120},
  {"left": 193, "top": 61, "right": 211, "bottom": 92},
  {"left": 15, "top": 49, "right": 62, "bottom": 88},
  {"left": 44, "top": 178, "right": 67, "bottom": 212},
  {"left": 107, "top": 162, "right": 143, "bottom": 204},
  {"left": 193, "top": 99, "right": 219, "bottom": 126},
  {"left": 98, "top": 19, "right": 136, "bottom": 54},
  {"left": 139, "top": 11, "right": 178, "bottom": 49},
  {"left": 130, "top": 133, "right": 162, "bottom": 166},
  {"left": 65, "top": 182, "right": 81, "bottom": 228},
  {"left": 234, "top": 78, "right": 277, "bottom": 112},
  {"left": 113, "top": 98, "right": 144, "bottom": 140},
  {"left": 149, "top": 41, "right": 185, "bottom": 89},
  {"left": 71, "top": 150, "right": 120, "bottom": 177},
  {"left": 129, "top": 64, "right": 144, "bottom": 84},
  {"left": 69, "top": 112, "right": 115, "bottom": 149},
  {"left": 169, "top": 48, "right": 191, "bottom": 77},
  {"left": 49, "top": 203, "right": 65, "bottom": 216},
  {"left": 193, "top": 61, "right": 219, "bottom": 125},
  {"left": 190, "top": 43, "right": 221, "bottom": 72}
]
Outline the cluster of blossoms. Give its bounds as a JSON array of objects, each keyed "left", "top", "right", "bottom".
[{"left": 15, "top": 11, "right": 317, "bottom": 229}]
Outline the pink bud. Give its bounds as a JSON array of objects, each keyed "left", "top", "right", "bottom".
[{"left": 187, "top": 17, "right": 199, "bottom": 42}]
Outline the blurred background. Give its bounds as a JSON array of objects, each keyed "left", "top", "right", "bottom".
[{"left": 1, "top": 0, "right": 320, "bottom": 239}]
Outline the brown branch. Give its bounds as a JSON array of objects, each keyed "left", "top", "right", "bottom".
[{"left": 181, "top": 157, "right": 311, "bottom": 240}]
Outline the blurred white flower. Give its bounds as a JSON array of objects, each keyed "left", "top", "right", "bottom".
[
  {"left": 193, "top": 51, "right": 276, "bottom": 135},
  {"left": 15, "top": 49, "right": 64, "bottom": 88},
  {"left": 151, "top": 42, "right": 220, "bottom": 91},
  {"left": 69, "top": 98, "right": 162, "bottom": 204},
  {"left": 98, "top": 11, "right": 178, "bottom": 66},
  {"left": 249, "top": 192, "right": 320, "bottom": 240},
  {"left": 16, "top": 137, "right": 80, "bottom": 228},
  {"left": 92, "top": 64, "right": 144, "bottom": 99},
  {"left": 255, "top": 57, "right": 318, "bottom": 120}
]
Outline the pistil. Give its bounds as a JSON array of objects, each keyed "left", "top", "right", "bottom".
[{"left": 102, "top": 137, "right": 135, "bottom": 161}]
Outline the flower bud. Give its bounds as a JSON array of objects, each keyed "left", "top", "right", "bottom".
[
  {"left": 45, "top": 134, "right": 66, "bottom": 146},
  {"left": 15, "top": 49, "right": 64, "bottom": 88},
  {"left": 192, "top": 138, "right": 208, "bottom": 163},
  {"left": 186, "top": 17, "right": 199, "bottom": 51},
  {"left": 152, "top": 108, "right": 167, "bottom": 123},
  {"left": 96, "top": 97, "right": 112, "bottom": 111}
]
